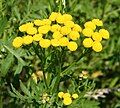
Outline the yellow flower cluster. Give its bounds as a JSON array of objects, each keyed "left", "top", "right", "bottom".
[
  {"left": 12, "top": 12, "right": 82, "bottom": 51},
  {"left": 82, "top": 19, "right": 110, "bottom": 52},
  {"left": 58, "top": 92, "right": 78, "bottom": 105}
]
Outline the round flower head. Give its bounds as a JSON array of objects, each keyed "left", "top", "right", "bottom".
[
  {"left": 68, "top": 31, "right": 80, "bottom": 40},
  {"left": 63, "top": 97, "right": 72, "bottom": 105},
  {"left": 72, "top": 93, "right": 79, "bottom": 99},
  {"left": 56, "top": 14, "right": 64, "bottom": 24},
  {"left": 63, "top": 93, "right": 71, "bottom": 98},
  {"left": 92, "top": 41, "right": 102, "bottom": 52},
  {"left": 27, "top": 27, "right": 37, "bottom": 35},
  {"left": 38, "top": 25, "right": 51, "bottom": 34},
  {"left": 67, "top": 41, "right": 78, "bottom": 51},
  {"left": 62, "top": 14, "right": 72, "bottom": 21},
  {"left": 42, "top": 19, "right": 51, "bottom": 25},
  {"left": 82, "top": 28, "right": 93, "bottom": 37},
  {"left": 12, "top": 37, "right": 23, "bottom": 48},
  {"left": 59, "top": 37, "right": 69, "bottom": 46},
  {"left": 58, "top": 92, "right": 64, "bottom": 98},
  {"left": 51, "top": 39, "right": 59, "bottom": 47},
  {"left": 19, "top": 24, "right": 27, "bottom": 32},
  {"left": 60, "top": 26, "right": 71, "bottom": 35},
  {"left": 39, "top": 39, "right": 51, "bottom": 48},
  {"left": 34, "top": 19, "right": 43, "bottom": 26},
  {"left": 92, "top": 32, "right": 102, "bottom": 41},
  {"left": 52, "top": 31, "right": 63, "bottom": 39},
  {"left": 23, "top": 35, "right": 33, "bottom": 45},
  {"left": 92, "top": 19, "right": 103, "bottom": 26},
  {"left": 72, "top": 24, "right": 82, "bottom": 32},
  {"left": 49, "top": 12, "right": 59, "bottom": 21},
  {"left": 84, "top": 21, "right": 96, "bottom": 30},
  {"left": 99, "top": 29, "right": 110, "bottom": 39},
  {"left": 64, "top": 21, "right": 74, "bottom": 28},
  {"left": 33, "top": 34, "right": 43, "bottom": 41},
  {"left": 83, "top": 38, "right": 93, "bottom": 48},
  {"left": 51, "top": 24, "right": 61, "bottom": 32}
]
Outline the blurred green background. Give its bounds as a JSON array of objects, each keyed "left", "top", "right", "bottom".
[{"left": 0, "top": 0, "right": 120, "bottom": 108}]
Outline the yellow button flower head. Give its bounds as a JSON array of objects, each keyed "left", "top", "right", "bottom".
[
  {"left": 67, "top": 41, "right": 78, "bottom": 51},
  {"left": 63, "top": 93, "right": 71, "bottom": 98},
  {"left": 38, "top": 25, "right": 51, "bottom": 34},
  {"left": 39, "top": 39, "right": 51, "bottom": 48},
  {"left": 83, "top": 38, "right": 93, "bottom": 48},
  {"left": 64, "top": 21, "right": 74, "bottom": 28},
  {"left": 58, "top": 92, "right": 64, "bottom": 98},
  {"left": 72, "top": 24, "right": 82, "bottom": 32},
  {"left": 43, "top": 19, "right": 51, "bottom": 25},
  {"left": 12, "top": 37, "right": 23, "bottom": 48},
  {"left": 34, "top": 19, "right": 43, "bottom": 26},
  {"left": 23, "top": 35, "right": 33, "bottom": 45},
  {"left": 92, "top": 41, "right": 102, "bottom": 52},
  {"left": 69, "top": 31, "right": 80, "bottom": 40},
  {"left": 62, "top": 14, "right": 72, "bottom": 22},
  {"left": 51, "top": 24, "right": 61, "bottom": 32},
  {"left": 27, "top": 27, "right": 37, "bottom": 35},
  {"left": 60, "top": 26, "right": 71, "bottom": 35},
  {"left": 33, "top": 34, "right": 43, "bottom": 41},
  {"left": 52, "top": 31, "right": 63, "bottom": 39},
  {"left": 49, "top": 12, "right": 59, "bottom": 21},
  {"left": 51, "top": 39, "right": 59, "bottom": 47},
  {"left": 72, "top": 93, "right": 78, "bottom": 99},
  {"left": 92, "top": 19, "right": 103, "bottom": 26},
  {"left": 59, "top": 37, "right": 69, "bottom": 46},
  {"left": 63, "top": 97, "right": 72, "bottom": 105},
  {"left": 56, "top": 14, "right": 64, "bottom": 24},
  {"left": 19, "top": 24, "right": 27, "bottom": 32},
  {"left": 92, "top": 32, "right": 102, "bottom": 41},
  {"left": 31, "top": 73, "right": 37, "bottom": 84},
  {"left": 82, "top": 28, "right": 94, "bottom": 37},
  {"left": 99, "top": 29, "right": 110, "bottom": 39},
  {"left": 84, "top": 21, "right": 96, "bottom": 30}
]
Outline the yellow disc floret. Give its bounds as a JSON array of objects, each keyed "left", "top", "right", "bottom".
[
  {"left": 51, "top": 39, "right": 59, "bottom": 47},
  {"left": 62, "top": 14, "right": 72, "bottom": 21},
  {"left": 38, "top": 25, "right": 51, "bottom": 34},
  {"left": 23, "top": 35, "right": 33, "bottom": 45},
  {"left": 72, "top": 93, "right": 78, "bottom": 99},
  {"left": 92, "top": 32, "right": 102, "bottom": 41},
  {"left": 51, "top": 24, "right": 61, "bottom": 32},
  {"left": 99, "top": 29, "right": 110, "bottom": 39},
  {"left": 64, "top": 21, "right": 74, "bottom": 28},
  {"left": 72, "top": 24, "right": 82, "bottom": 32},
  {"left": 59, "top": 37, "right": 69, "bottom": 46},
  {"left": 63, "top": 93, "right": 71, "bottom": 99},
  {"left": 63, "top": 97, "right": 72, "bottom": 105},
  {"left": 52, "top": 31, "right": 63, "bottom": 39},
  {"left": 83, "top": 38, "right": 93, "bottom": 48},
  {"left": 49, "top": 12, "right": 59, "bottom": 21},
  {"left": 39, "top": 39, "right": 51, "bottom": 48},
  {"left": 58, "top": 92, "right": 64, "bottom": 98},
  {"left": 60, "top": 26, "right": 71, "bottom": 35},
  {"left": 92, "top": 19, "right": 103, "bottom": 26},
  {"left": 27, "top": 27, "right": 37, "bottom": 35},
  {"left": 33, "top": 34, "right": 43, "bottom": 41},
  {"left": 92, "top": 41, "right": 102, "bottom": 52},
  {"left": 68, "top": 31, "right": 80, "bottom": 40},
  {"left": 84, "top": 21, "right": 96, "bottom": 30},
  {"left": 34, "top": 19, "right": 43, "bottom": 26},
  {"left": 12, "top": 37, "right": 23, "bottom": 48},
  {"left": 82, "top": 28, "right": 93, "bottom": 37},
  {"left": 67, "top": 41, "right": 78, "bottom": 51}
]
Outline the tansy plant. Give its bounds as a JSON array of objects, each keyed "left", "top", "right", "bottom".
[{"left": 10, "top": 2, "right": 110, "bottom": 108}]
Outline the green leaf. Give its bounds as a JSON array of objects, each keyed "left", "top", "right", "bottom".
[
  {"left": 0, "top": 53, "right": 14, "bottom": 77},
  {"left": 14, "top": 62, "right": 24, "bottom": 75}
]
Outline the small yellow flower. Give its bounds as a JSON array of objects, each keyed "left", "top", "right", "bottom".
[
  {"left": 72, "top": 93, "right": 79, "bottom": 99},
  {"left": 62, "top": 14, "right": 73, "bottom": 21},
  {"left": 63, "top": 97, "right": 72, "bottom": 105},
  {"left": 63, "top": 93, "right": 71, "bottom": 98},
  {"left": 56, "top": 14, "right": 64, "bottom": 24},
  {"left": 49, "top": 12, "right": 59, "bottom": 21},
  {"left": 84, "top": 21, "right": 96, "bottom": 30},
  {"left": 58, "top": 92, "right": 64, "bottom": 98},
  {"left": 82, "top": 28, "right": 93, "bottom": 37},
  {"left": 99, "top": 29, "right": 110, "bottom": 39},
  {"left": 72, "top": 24, "right": 82, "bottom": 32},
  {"left": 68, "top": 31, "right": 80, "bottom": 40},
  {"left": 39, "top": 39, "right": 51, "bottom": 48},
  {"left": 19, "top": 24, "right": 27, "bottom": 32},
  {"left": 34, "top": 19, "right": 43, "bottom": 26},
  {"left": 64, "top": 21, "right": 74, "bottom": 28},
  {"left": 12, "top": 37, "right": 23, "bottom": 48},
  {"left": 92, "top": 41, "right": 102, "bottom": 52},
  {"left": 23, "top": 35, "right": 33, "bottom": 45},
  {"left": 51, "top": 39, "right": 59, "bottom": 47},
  {"left": 42, "top": 19, "right": 51, "bottom": 25},
  {"left": 83, "top": 38, "right": 93, "bottom": 48},
  {"left": 33, "top": 34, "right": 43, "bottom": 41},
  {"left": 67, "top": 41, "right": 78, "bottom": 51},
  {"left": 92, "top": 19, "right": 103, "bottom": 26},
  {"left": 60, "top": 26, "right": 71, "bottom": 35},
  {"left": 27, "top": 27, "right": 37, "bottom": 35},
  {"left": 92, "top": 32, "right": 102, "bottom": 41},
  {"left": 52, "top": 31, "right": 63, "bottom": 39},
  {"left": 38, "top": 25, "right": 51, "bottom": 34},
  {"left": 59, "top": 37, "right": 69, "bottom": 46},
  {"left": 51, "top": 24, "right": 61, "bottom": 32}
]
